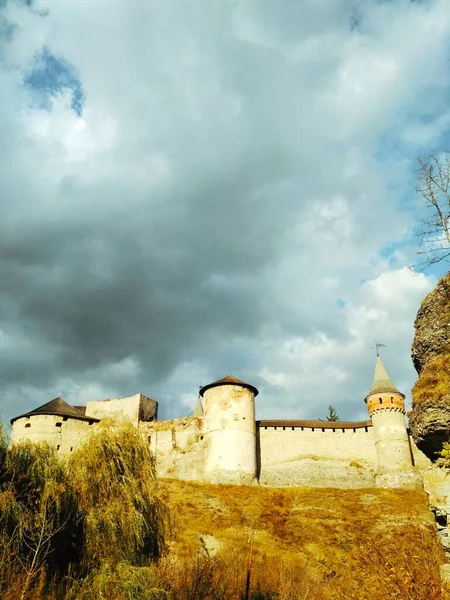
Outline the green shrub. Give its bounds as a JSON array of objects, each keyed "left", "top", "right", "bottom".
[{"left": 70, "top": 562, "right": 168, "bottom": 600}]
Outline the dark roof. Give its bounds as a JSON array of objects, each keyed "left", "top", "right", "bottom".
[
  {"left": 10, "top": 397, "right": 99, "bottom": 424},
  {"left": 199, "top": 375, "right": 259, "bottom": 397},
  {"left": 72, "top": 405, "right": 87, "bottom": 416},
  {"left": 258, "top": 420, "right": 372, "bottom": 430},
  {"left": 365, "top": 356, "right": 404, "bottom": 401}
]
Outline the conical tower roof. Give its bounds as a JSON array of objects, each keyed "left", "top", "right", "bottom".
[
  {"left": 199, "top": 375, "right": 259, "bottom": 397},
  {"left": 11, "top": 396, "right": 99, "bottom": 424},
  {"left": 365, "top": 356, "right": 405, "bottom": 402},
  {"left": 193, "top": 397, "right": 204, "bottom": 417}
]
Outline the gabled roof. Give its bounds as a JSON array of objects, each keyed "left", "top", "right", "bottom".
[
  {"left": 365, "top": 356, "right": 405, "bottom": 401},
  {"left": 11, "top": 397, "right": 99, "bottom": 424},
  {"left": 199, "top": 375, "right": 259, "bottom": 397}
]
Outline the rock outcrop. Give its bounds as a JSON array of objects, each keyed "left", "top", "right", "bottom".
[{"left": 409, "top": 274, "right": 450, "bottom": 459}]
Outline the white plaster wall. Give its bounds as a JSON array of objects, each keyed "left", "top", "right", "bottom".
[
  {"left": 203, "top": 385, "right": 256, "bottom": 484},
  {"left": 86, "top": 394, "right": 141, "bottom": 424},
  {"left": 11, "top": 415, "right": 95, "bottom": 455},
  {"left": 372, "top": 410, "right": 413, "bottom": 470},
  {"left": 258, "top": 426, "right": 377, "bottom": 488}
]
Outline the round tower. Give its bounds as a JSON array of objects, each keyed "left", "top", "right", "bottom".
[
  {"left": 365, "top": 356, "right": 422, "bottom": 489},
  {"left": 200, "top": 375, "right": 258, "bottom": 485}
]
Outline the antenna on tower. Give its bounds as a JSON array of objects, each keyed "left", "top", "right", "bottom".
[{"left": 371, "top": 340, "right": 386, "bottom": 357}]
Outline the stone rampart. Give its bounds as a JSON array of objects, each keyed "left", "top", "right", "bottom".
[
  {"left": 86, "top": 394, "right": 156, "bottom": 424},
  {"left": 258, "top": 422, "right": 378, "bottom": 488},
  {"left": 140, "top": 416, "right": 206, "bottom": 482}
]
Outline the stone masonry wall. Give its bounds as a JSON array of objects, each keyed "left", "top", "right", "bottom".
[
  {"left": 86, "top": 394, "right": 143, "bottom": 423},
  {"left": 258, "top": 424, "right": 378, "bottom": 488},
  {"left": 140, "top": 416, "right": 206, "bottom": 482},
  {"left": 11, "top": 414, "right": 95, "bottom": 455}
]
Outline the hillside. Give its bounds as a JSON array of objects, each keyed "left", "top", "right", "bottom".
[{"left": 157, "top": 479, "right": 447, "bottom": 600}]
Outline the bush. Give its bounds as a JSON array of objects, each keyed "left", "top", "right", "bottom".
[
  {"left": 0, "top": 441, "right": 80, "bottom": 599},
  {"left": 70, "top": 562, "right": 168, "bottom": 600}
]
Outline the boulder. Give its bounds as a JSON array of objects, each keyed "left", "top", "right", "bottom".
[
  {"left": 411, "top": 274, "right": 450, "bottom": 375},
  {"left": 409, "top": 274, "right": 450, "bottom": 459}
]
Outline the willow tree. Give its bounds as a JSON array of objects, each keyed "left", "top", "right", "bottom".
[
  {"left": 68, "top": 420, "right": 166, "bottom": 569},
  {"left": 0, "top": 441, "right": 79, "bottom": 600}
]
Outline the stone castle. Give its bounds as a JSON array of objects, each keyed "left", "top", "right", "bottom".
[{"left": 10, "top": 355, "right": 435, "bottom": 491}]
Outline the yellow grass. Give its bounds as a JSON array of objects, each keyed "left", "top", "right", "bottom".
[
  {"left": 157, "top": 479, "right": 449, "bottom": 600},
  {"left": 412, "top": 353, "right": 450, "bottom": 405}
]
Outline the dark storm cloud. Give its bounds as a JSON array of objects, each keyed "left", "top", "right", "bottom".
[{"left": 0, "top": 0, "right": 448, "bottom": 423}]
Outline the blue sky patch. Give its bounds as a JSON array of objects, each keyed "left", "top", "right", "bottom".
[{"left": 24, "top": 46, "right": 84, "bottom": 116}]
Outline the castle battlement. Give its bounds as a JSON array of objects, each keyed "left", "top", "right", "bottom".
[{"left": 10, "top": 357, "right": 427, "bottom": 490}]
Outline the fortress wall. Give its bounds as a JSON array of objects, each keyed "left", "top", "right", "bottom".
[
  {"left": 11, "top": 415, "right": 95, "bottom": 454},
  {"left": 140, "top": 416, "right": 206, "bottom": 482},
  {"left": 86, "top": 394, "right": 142, "bottom": 424},
  {"left": 258, "top": 426, "right": 378, "bottom": 488}
]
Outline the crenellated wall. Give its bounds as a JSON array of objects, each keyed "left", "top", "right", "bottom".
[{"left": 258, "top": 422, "right": 378, "bottom": 488}]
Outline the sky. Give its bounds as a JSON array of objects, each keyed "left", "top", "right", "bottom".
[{"left": 1, "top": 0, "right": 449, "bottom": 426}]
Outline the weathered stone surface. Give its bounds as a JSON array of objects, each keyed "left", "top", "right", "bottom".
[
  {"left": 409, "top": 396, "right": 450, "bottom": 458},
  {"left": 411, "top": 274, "right": 450, "bottom": 375},
  {"left": 410, "top": 274, "right": 450, "bottom": 459}
]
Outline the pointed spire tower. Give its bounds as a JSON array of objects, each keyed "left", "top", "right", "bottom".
[
  {"left": 365, "top": 356, "right": 405, "bottom": 415},
  {"left": 365, "top": 354, "right": 421, "bottom": 490}
]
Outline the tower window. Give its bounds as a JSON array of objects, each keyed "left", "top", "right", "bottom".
[
  {"left": 55, "top": 422, "right": 62, "bottom": 427},
  {"left": 56, "top": 445, "right": 60, "bottom": 451},
  {"left": 379, "top": 398, "right": 383, "bottom": 405},
  {"left": 25, "top": 423, "right": 31, "bottom": 428},
  {"left": 391, "top": 398, "right": 394, "bottom": 405}
]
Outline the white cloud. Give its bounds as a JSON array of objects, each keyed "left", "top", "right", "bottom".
[{"left": 0, "top": 0, "right": 448, "bottom": 424}]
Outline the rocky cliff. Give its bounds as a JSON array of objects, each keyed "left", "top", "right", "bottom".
[{"left": 409, "top": 273, "right": 450, "bottom": 459}]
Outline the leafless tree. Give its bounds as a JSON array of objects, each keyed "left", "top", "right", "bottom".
[{"left": 415, "top": 155, "right": 450, "bottom": 270}]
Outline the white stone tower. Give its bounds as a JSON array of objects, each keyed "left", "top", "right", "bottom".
[
  {"left": 200, "top": 375, "right": 258, "bottom": 485},
  {"left": 365, "top": 356, "right": 422, "bottom": 489}
]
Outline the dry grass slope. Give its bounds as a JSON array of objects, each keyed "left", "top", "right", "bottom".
[
  {"left": 157, "top": 480, "right": 449, "bottom": 600},
  {"left": 412, "top": 353, "right": 450, "bottom": 404}
]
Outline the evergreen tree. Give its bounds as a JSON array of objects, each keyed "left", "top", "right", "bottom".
[{"left": 323, "top": 405, "right": 340, "bottom": 421}]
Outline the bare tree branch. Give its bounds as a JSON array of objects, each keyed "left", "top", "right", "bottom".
[{"left": 413, "top": 154, "right": 450, "bottom": 271}]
